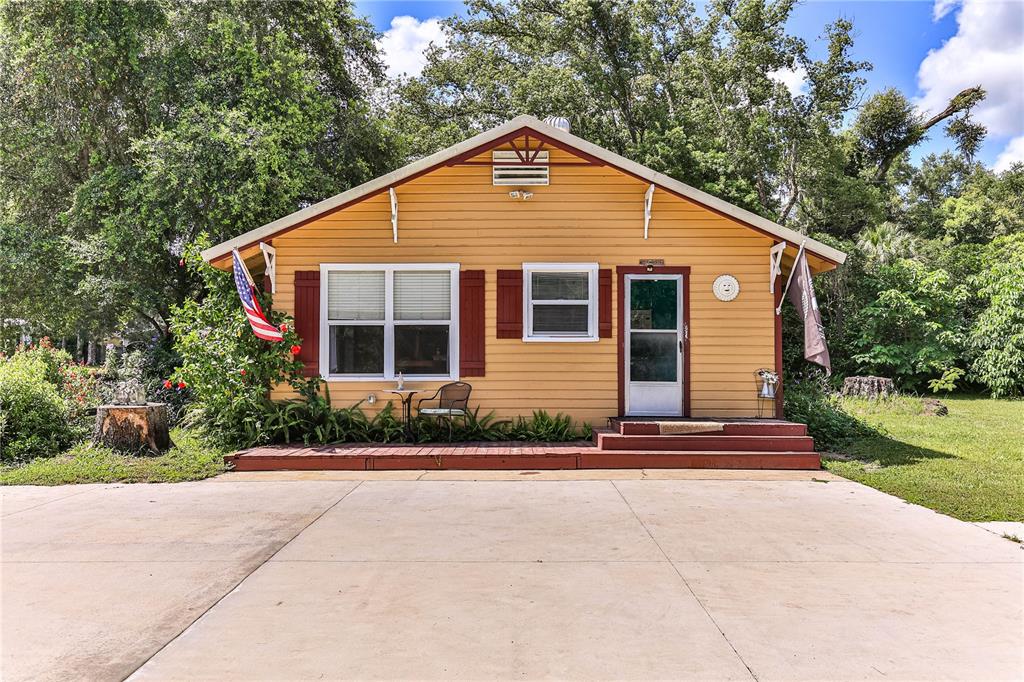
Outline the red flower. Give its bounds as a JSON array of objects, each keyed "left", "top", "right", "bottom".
[
  {"left": 239, "top": 369, "right": 246, "bottom": 375},
  {"left": 177, "top": 381, "right": 187, "bottom": 390},
  {"left": 178, "top": 259, "right": 185, "bottom": 267},
  {"left": 279, "top": 323, "right": 288, "bottom": 332},
  {"left": 290, "top": 344, "right": 301, "bottom": 355},
  {"left": 163, "top": 379, "right": 172, "bottom": 389}
]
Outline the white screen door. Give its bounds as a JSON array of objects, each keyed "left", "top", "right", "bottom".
[{"left": 625, "top": 275, "right": 683, "bottom": 416}]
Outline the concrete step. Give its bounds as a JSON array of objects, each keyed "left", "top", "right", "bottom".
[
  {"left": 610, "top": 419, "right": 808, "bottom": 436},
  {"left": 593, "top": 430, "right": 816, "bottom": 452}
]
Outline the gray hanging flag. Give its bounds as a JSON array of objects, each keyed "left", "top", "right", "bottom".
[{"left": 785, "top": 246, "right": 831, "bottom": 374}]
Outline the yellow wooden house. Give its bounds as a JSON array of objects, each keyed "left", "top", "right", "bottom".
[{"left": 203, "top": 115, "right": 844, "bottom": 428}]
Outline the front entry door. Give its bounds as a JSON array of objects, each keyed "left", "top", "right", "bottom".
[{"left": 625, "top": 275, "right": 684, "bottom": 416}]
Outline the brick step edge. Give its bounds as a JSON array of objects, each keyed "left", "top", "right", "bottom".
[
  {"left": 611, "top": 421, "right": 808, "bottom": 436},
  {"left": 593, "top": 431, "right": 815, "bottom": 452},
  {"left": 227, "top": 450, "right": 821, "bottom": 472}
]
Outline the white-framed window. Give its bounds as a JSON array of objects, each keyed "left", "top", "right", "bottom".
[
  {"left": 522, "top": 262, "right": 599, "bottom": 342},
  {"left": 319, "top": 263, "right": 460, "bottom": 381}
]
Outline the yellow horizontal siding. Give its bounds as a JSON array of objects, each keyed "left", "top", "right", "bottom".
[{"left": 268, "top": 145, "right": 777, "bottom": 424}]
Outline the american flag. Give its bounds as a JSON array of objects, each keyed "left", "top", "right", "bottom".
[{"left": 232, "top": 249, "right": 283, "bottom": 342}]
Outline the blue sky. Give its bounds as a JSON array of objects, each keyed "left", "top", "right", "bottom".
[{"left": 355, "top": 0, "right": 1024, "bottom": 169}]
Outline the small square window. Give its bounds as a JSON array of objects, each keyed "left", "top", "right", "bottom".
[{"left": 523, "top": 263, "right": 598, "bottom": 341}]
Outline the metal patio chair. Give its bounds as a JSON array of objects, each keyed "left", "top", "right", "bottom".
[{"left": 416, "top": 382, "right": 473, "bottom": 442}]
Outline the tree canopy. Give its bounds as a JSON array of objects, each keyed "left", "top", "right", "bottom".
[
  {"left": 2, "top": 0, "right": 1022, "bottom": 395},
  {"left": 0, "top": 0, "right": 397, "bottom": 343}
]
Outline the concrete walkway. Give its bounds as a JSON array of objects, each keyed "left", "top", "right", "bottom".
[{"left": 2, "top": 471, "right": 1021, "bottom": 681}]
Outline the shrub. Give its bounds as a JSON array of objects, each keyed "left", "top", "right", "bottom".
[
  {"left": 59, "top": 363, "right": 105, "bottom": 409},
  {"left": 414, "top": 407, "right": 510, "bottom": 442},
  {"left": 968, "top": 235, "right": 1024, "bottom": 397},
  {"left": 170, "top": 252, "right": 305, "bottom": 447},
  {"left": 850, "top": 259, "right": 969, "bottom": 391},
  {"left": 783, "top": 375, "right": 875, "bottom": 451},
  {"left": 928, "top": 367, "right": 965, "bottom": 394},
  {"left": 256, "top": 381, "right": 406, "bottom": 445},
  {"left": 505, "top": 410, "right": 587, "bottom": 442},
  {"left": 0, "top": 353, "right": 78, "bottom": 461},
  {"left": 15, "top": 337, "right": 73, "bottom": 385},
  {"left": 249, "top": 385, "right": 590, "bottom": 445}
]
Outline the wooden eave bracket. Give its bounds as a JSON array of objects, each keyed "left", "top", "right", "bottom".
[
  {"left": 259, "top": 242, "right": 277, "bottom": 294},
  {"left": 390, "top": 187, "right": 398, "bottom": 243},
  {"left": 643, "top": 184, "right": 655, "bottom": 239},
  {"left": 769, "top": 241, "right": 786, "bottom": 294}
]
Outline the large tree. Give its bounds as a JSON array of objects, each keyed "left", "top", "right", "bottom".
[
  {"left": 0, "top": 0, "right": 397, "bottom": 347},
  {"left": 391, "top": 0, "right": 870, "bottom": 220}
]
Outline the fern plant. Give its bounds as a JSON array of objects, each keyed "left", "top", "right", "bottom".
[{"left": 505, "top": 410, "right": 584, "bottom": 442}]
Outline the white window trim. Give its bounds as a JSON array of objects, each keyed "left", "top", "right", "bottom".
[
  {"left": 522, "top": 262, "right": 599, "bottom": 342},
  {"left": 319, "top": 263, "right": 460, "bottom": 381}
]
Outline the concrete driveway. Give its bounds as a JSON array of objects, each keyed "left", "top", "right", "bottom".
[{"left": 2, "top": 470, "right": 1022, "bottom": 681}]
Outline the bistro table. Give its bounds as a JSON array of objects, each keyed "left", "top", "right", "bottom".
[{"left": 387, "top": 388, "right": 420, "bottom": 440}]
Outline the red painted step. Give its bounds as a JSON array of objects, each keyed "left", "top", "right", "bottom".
[
  {"left": 610, "top": 419, "right": 807, "bottom": 436},
  {"left": 227, "top": 448, "right": 821, "bottom": 471},
  {"left": 579, "top": 451, "right": 820, "bottom": 470},
  {"left": 593, "top": 430, "right": 816, "bottom": 452}
]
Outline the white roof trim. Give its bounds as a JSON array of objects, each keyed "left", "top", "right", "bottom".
[{"left": 201, "top": 115, "right": 846, "bottom": 266}]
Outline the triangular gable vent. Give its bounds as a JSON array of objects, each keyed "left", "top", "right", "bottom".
[{"left": 492, "top": 150, "right": 549, "bottom": 186}]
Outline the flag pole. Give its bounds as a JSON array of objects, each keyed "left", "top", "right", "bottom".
[
  {"left": 776, "top": 240, "right": 806, "bottom": 315},
  {"left": 232, "top": 248, "right": 255, "bottom": 286}
]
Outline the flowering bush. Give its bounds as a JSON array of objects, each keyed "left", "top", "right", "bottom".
[
  {"left": 60, "top": 364, "right": 105, "bottom": 408},
  {"left": 170, "top": 253, "right": 305, "bottom": 447},
  {"left": 13, "top": 338, "right": 73, "bottom": 385}
]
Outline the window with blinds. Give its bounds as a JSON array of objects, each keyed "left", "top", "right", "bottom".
[
  {"left": 523, "top": 263, "right": 598, "bottom": 341},
  {"left": 327, "top": 271, "right": 385, "bottom": 320},
  {"left": 322, "top": 265, "right": 458, "bottom": 379},
  {"left": 394, "top": 271, "right": 451, "bottom": 320}
]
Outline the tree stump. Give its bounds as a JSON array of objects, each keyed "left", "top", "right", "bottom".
[
  {"left": 841, "top": 376, "right": 896, "bottom": 399},
  {"left": 93, "top": 403, "right": 172, "bottom": 455}
]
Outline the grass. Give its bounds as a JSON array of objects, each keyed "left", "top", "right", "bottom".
[
  {"left": 824, "top": 396, "right": 1024, "bottom": 522},
  {"left": 0, "top": 429, "right": 227, "bottom": 486}
]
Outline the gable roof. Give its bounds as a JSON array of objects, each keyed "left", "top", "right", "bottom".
[{"left": 201, "top": 115, "right": 846, "bottom": 269}]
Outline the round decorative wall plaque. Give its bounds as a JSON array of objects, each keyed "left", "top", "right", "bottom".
[{"left": 712, "top": 274, "right": 740, "bottom": 301}]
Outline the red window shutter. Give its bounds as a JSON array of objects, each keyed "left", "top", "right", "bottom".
[
  {"left": 599, "top": 268, "right": 612, "bottom": 338},
  {"left": 459, "top": 270, "right": 486, "bottom": 376},
  {"left": 294, "top": 271, "right": 321, "bottom": 377},
  {"left": 496, "top": 269, "right": 523, "bottom": 339}
]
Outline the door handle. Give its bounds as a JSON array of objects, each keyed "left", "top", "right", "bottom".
[{"left": 679, "top": 339, "right": 683, "bottom": 353}]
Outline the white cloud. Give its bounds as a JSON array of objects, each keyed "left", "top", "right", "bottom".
[
  {"left": 994, "top": 135, "right": 1024, "bottom": 172},
  {"left": 933, "top": 0, "right": 960, "bottom": 21},
  {"left": 916, "top": 0, "right": 1024, "bottom": 143},
  {"left": 769, "top": 65, "right": 808, "bottom": 97},
  {"left": 377, "top": 16, "right": 447, "bottom": 79}
]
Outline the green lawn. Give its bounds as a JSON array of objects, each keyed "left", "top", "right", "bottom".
[
  {"left": 0, "top": 429, "right": 227, "bottom": 486},
  {"left": 824, "top": 396, "right": 1024, "bottom": 522}
]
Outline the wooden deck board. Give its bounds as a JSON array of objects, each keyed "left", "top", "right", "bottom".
[{"left": 225, "top": 421, "right": 819, "bottom": 471}]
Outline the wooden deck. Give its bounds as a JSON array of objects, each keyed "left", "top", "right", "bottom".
[{"left": 227, "top": 420, "right": 821, "bottom": 471}]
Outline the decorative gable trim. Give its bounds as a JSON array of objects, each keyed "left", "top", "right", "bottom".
[{"left": 202, "top": 116, "right": 846, "bottom": 270}]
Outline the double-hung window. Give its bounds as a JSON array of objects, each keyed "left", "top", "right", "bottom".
[
  {"left": 321, "top": 264, "right": 459, "bottom": 380},
  {"left": 523, "top": 263, "right": 599, "bottom": 341}
]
